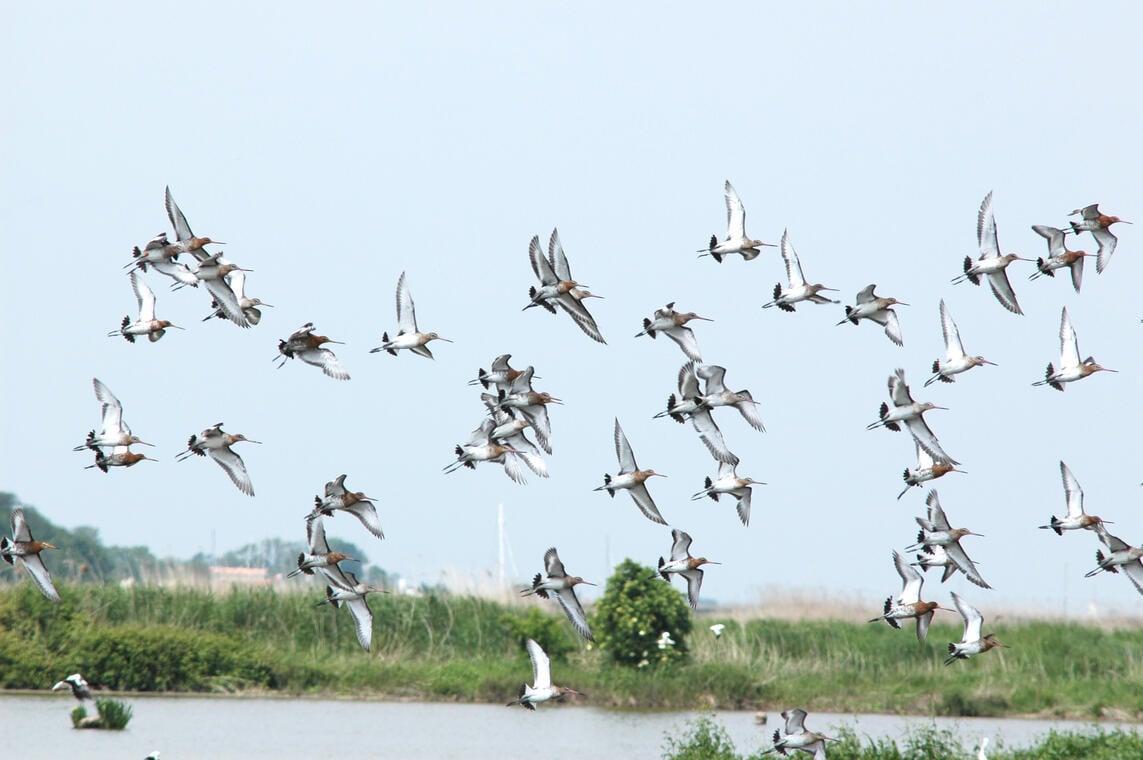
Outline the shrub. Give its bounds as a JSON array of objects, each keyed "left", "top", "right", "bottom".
[
  {"left": 592, "top": 558, "right": 692, "bottom": 667},
  {"left": 663, "top": 713, "right": 740, "bottom": 760},
  {"left": 502, "top": 607, "right": 577, "bottom": 661}
]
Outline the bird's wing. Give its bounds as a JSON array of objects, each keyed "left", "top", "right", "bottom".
[
  {"left": 879, "top": 309, "right": 904, "bottom": 346},
  {"left": 732, "top": 392, "right": 766, "bottom": 432},
  {"left": 697, "top": 364, "right": 729, "bottom": 395},
  {"left": 905, "top": 416, "right": 957, "bottom": 465},
  {"left": 614, "top": 419, "right": 637, "bottom": 471},
  {"left": 986, "top": 270, "right": 1023, "bottom": 315},
  {"left": 344, "top": 595, "right": 374, "bottom": 652},
  {"left": 130, "top": 271, "right": 157, "bottom": 322},
  {"left": 17, "top": 554, "right": 61, "bottom": 602},
  {"left": 678, "top": 361, "right": 700, "bottom": 397},
  {"left": 783, "top": 708, "right": 808, "bottom": 735},
  {"left": 94, "top": 379, "right": 127, "bottom": 438},
  {"left": 500, "top": 452, "right": 528, "bottom": 485},
  {"left": 152, "top": 258, "right": 200, "bottom": 286},
  {"left": 1059, "top": 308, "right": 1079, "bottom": 368},
  {"left": 10, "top": 508, "right": 31, "bottom": 542},
  {"left": 165, "top": 186, "right": 194, "bottom": 242},
  {"left": 306, "top": 515, "right": 332, "bottom": 554},
  {"left": 529, "top": 235, "right": 558, "bottom": 285},
  {"left": 318, "top": 564, "right": 357, "bottom": 592},
  {"left": 395, "top": 271, "right": 418, "bottom": 333},
  {"left": 300, "top": 348, "right": 350, "bottom": 381},
  {"left": 489, "top": 354, "right": 512, "bottom": 373},
  {"left": 343, "top": 501, "right": 385, "bottom": 540},
  {"left": 670, "top": 529, "right": 694, "bottom": 561},
  {"left": 507, "top": 365, "right": 537, "bottom": 394},
  {"left": 888, "top": 369, "right": 912, "bottom": 406},
  {"left": 1059, "top": 461, "right": 1084, "bottom": 519},
  {"left": 629, "top": 483, "right": 666, "bottom": 525},
  {"left": 724, "top": 180, "right": 746, "bottom": 239},
  {"left": 548, "top": 229, "right": 572, "bottom": 282},
  {"left": 1092, "top": 226, "right": 1118, "bottom": 274},
  {"left": 734, "top": 488, "right": 752, "bottom": 527},
  {"left": 977, "top": 191, "right": 999, "bottom": 259},
  {"left": 1032, "top": 224, "right": 1066, "bottom": 257},
  {"left": 1099, "top": 530, "right": 1130, "bottom": 553},
  {"left": 1069, "top": 255, "right": 1085, "bottom": 293},
  {"left": 1121, "top": 561, "right": 1143, "bottom": 595},
  {"left": 325, "top": 474, "right": 348, "bottom": 499},
  {"left": 938, "top": 299, "right": 965, "bottom": 358},
  {"left": 689, "top": 409, "right": 738, "bottom": 464},
  {"left": 779, "top": 230, "right": 806, "bottom": 287},
  {"left": 544, "top": 547, "right": 567, "bottom": 578},
  {"left": 663, "top": 326, "right": 702, "bottom": 362},
  {"left": 518, "top": 404, "right": 552, "bottom": 454},
  {"left": 554, "top": 586, "right": 594, "bottom": 641},
  {"left": 228, "top": 269, "right": 248, "bottom": 301},
  {"left": 682, "top": 567, "right": 704, "bottom": 609},
  {"left": 524, "top": 638, "right": 552, "bottom": 688},
  {"left": 952, "top": 591, "right": 984, "bottom": 641},
  {"left": 201, "top": 277, "right": 248, "bottom": 327},
  {"left": 924, "top": 490, "right": 951, "bottom": 531},
  {"left": 208, "top": 447, "right": 254, "bottom": 496},
  {"left": 946, "top": 542, "right": 990, "bottom": 589},
  {"left": 554, "top": 293, "right": 606, "bottom": 344},
  {"left": 855, "top": 284, "right": 877, "bottom": 304},
  {"left": 894, "top": 550, "right": 923, "bottom": 603},
  {"left": 915, "top": 441, "right": 935, "bottom": 470},
  {"left": 916, "top": 610, "right": 934, "bottom": 643}
]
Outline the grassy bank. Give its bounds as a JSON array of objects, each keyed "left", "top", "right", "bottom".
[{"left": 1, "top": 584, "right": 1141, "bottom": 719}]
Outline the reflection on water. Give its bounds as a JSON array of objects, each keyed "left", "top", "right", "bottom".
[{"left": 0, "top": 694, "right": 1133, "bottom": 760}]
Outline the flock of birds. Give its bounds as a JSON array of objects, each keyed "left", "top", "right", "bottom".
[{"left": 0, "top": 181, "right": 1134, "bottom": 739}]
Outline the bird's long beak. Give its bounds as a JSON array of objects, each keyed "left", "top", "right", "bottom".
[
  {"left": 693, "top": 315, "right": 714, "bottom": 321},
  {"left": 968, "top": 531, "right": 985, "bottom": 537},
  {"left": 169, "top": 324, "right": 185, "bottom": 330},
  {"left": 896, "top": 301, "right": 911, "bottom": 306},
  {"left": 820, "top": 287, "right": 839, "bottom": 292},
  {"left": 438, "top": 337, "right": 454, "bottom": 343},
  {"left": 245, "top": 439, "right": 263, "bottom": 445},
  {"left": 260, "top": 303, "right": 275, "bottom": 308},
  {"left": 42, "top": 542, "right": 58, "bottom": 550},
  {"left": 136, "top": 440, "right": 155, "bottom": 447}
]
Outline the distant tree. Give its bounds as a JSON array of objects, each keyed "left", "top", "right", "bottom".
[{"left": 592, "top": 558, "right": 692, "bottom": 667}]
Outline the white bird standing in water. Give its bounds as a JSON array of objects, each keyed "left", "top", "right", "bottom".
[
  {"left": 505, "top": 638, "right": 581, "bottom": 710},
  {"left": 698, "top": 180, "right": 776, "bottom": 262},
  {"left": 370, "top": 271, "right": 452, "bottom": 358}
]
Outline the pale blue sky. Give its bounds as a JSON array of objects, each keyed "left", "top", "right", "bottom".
[{"left": 2, "top": 2, "right": 1140, "bottom": 615}]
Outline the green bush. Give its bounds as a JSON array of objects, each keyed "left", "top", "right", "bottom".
[
  {"left": 663, "top": 713, "right": 740, "bottom": 760},
  {"left": 502, "top": 607, "right": 577, "bottom": 661},
  {"left": 592, "top": 558, "right": 692, "bottom": 668},
  {"left": 94, "top": 698, "right": 132, "bottom": 729}
]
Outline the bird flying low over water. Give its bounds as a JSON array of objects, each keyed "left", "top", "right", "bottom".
[
  {"left": 52, "top": 673, "right": 101, "bottom": 702},
  {"left": 276, "top": 322, "right": 350, "bottom": 380},
  {"left": 908, "top": 490, "right": 989, "bottom": 589},
  {"left": 868, "top": 551, "right": 946, "bottom": 642},
  {"left": 595, "top": 419, "right": 668, "bottom": 525},
  {"left": 952, "top": 191, "right": 1027, "bottom": 315},
  {"left": 868, "top": 369, "right": 957, "bottom": 465},
  {"left": 176, "top": 423, "right": 260, "bottom": 496},
  {"left": 506, "top": 638, "right": 581, "bottom": 711},
  {"left": 309, "top": 474, "right": 384, "bottom": 540},
  {"left": 1068, "top": 203, "right": 1130, "bottom": 274},
  {"left": 925, "top": 299, "right": 995, "bottom": 387},
  {"left": 762, "top": 229, "right": 838, "bottom": 312},
  {"left": 1038, "top": 461, "right": 1108, "bottom": 536},
  {"left": 698, "top": 180, "right": 775, "bottom": 262},
  {"left": 370, "top": 271, "right": 451, "bottom": 358},
  {"left": 838, "top": 284, "right": 906, "bottom": 346},
  {"left": 523, "top": 229, "right": 605, "bottom": 343},
  {"left": 945, "top": 592, "right": 1007, "bottom": 666},
  {"left": 692, "top": 460, "right": 763, "bottom": 526},
  {"left": 761, "top": 708, "right": 836, "bottom": 758},
  {"left": 109, "top": 271, "right": 182, "bottom": 342},
  {"left": 521, "top": 548, "right": 595, "bottom": 641},
  {"left": 1, "top": 508, "right": 60, "bottom": 602},
  {"left": 898, "top": 441, "right": 962, "bottom": 500},
  {"left": 1029, "top": 224, "right": 1089, "bottom": 293},
  {"left": 635, "top": 302, "right": 712, "bottom": 362},
  {"left": 658, "top": 529, "right": 718, "bottom": 609},
  {"left": 1032, "top": 307, "right": 1115, "bottom": 391}
]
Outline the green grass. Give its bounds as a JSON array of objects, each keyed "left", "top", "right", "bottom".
[{"left": 2, "top": 583, "right": 1142, "bottom": 718}]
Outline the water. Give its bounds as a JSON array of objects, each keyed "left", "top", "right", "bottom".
[{"left": 0, "top": 694, "right": 1133, "bottom": 759}]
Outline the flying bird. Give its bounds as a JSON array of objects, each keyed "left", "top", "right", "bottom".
[
  {"left": 309, "top": 474, "right": 384, "bottom": 540},
  {"left": 1068, "top": 203, "right": 1130, "bottom": 273},
  {"left": 370, "top": 271, "right": 451, "bottom": 358},
  {"left": 276, "top": 322, "right": 350, "bottom": 380},
  {"left": 594, "top": 419, "right": 668, "bottom": 525},
  {"left": 698, "top": 180, "right": 775, "bottom": 262},
  {"left": 658, "top": 529, "right": 718, "bottom": 609},
  {"left": 74, "top": 378, "right": 153, "bottom": 453},
  {"left": 762, "top": 708, "right": 836, "bottom": 759},
  {"left": 692, "top": 460, "right": 763, "bottom": 526},
  {"left": 925, "top": 299, "right": 995, "bottom": 386},
  {"left": 1084, "top": 528, "right": 1143, "bottom": 595},
  {"left": 203, "top": 270, "right": 272, "bottom": 325},
  {"left": 1028, "top": 224, "right": 1089, "bottom": 293},
  {"left": 762, "top": 230, "right": 838, "bottom": 312},
  {"left": 945, "top": 591, "right": 1007, "bottom": 665},
  {"left": 109, "top": 271, "right": 181, "bottom": 342},
  {"left": 635, "top": 302, "right": 712, "bottom": 361},
  {"left": 695, "top": 364, "right": 765, "bottom": 432},
  {"left": 443, "top": 418, "right": 527, "bottom": 484},
  {"left": 1038, "top": 461, "right": 1108, "bottom": 535},
  {"left": 838, "top": 284, "right": 907, "bottom": 346},
  {"left": 288, "top": 514, "right": 356, "bottom": 579},
  {"left": 316, "top": 566, "right": 384, "bottom": 652},
  {"left": 868, "top": 369, "right": 957, "bottom": 465},
  {"left": 654, "top": 362, "right": 737, "bottom": 464},
  {"left": 1, "top": 508, "right": 60, "bottom": 602},
  {"left": 898, "top": 441, "right": 962, "bottom": 500},
  {"left": 951, "top": 191, "right": 1027, "bottom": 315},
  {"left": 506, "top": 638, "right": 581, "bottom": 711},
  {"left": 521, "top": 548, "right": 595, "bottom": 641},
  {"left": 51, "top": 673, "right": 98, "bottom": 702},
  {"left": 523, "top": 230, "right": 605, "bottom": 343},
  {"left": 867, "top": 551, "right": 946, "bottom": 642},
  {"left": 908, "top": 490, "right": 989, "bottom": 589},
  {"left": 176, "top": 423, "right": 260, "bottom": 496},
  {"left": 1032, "top": 307, "right": 1116, "bottom": 391}
]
